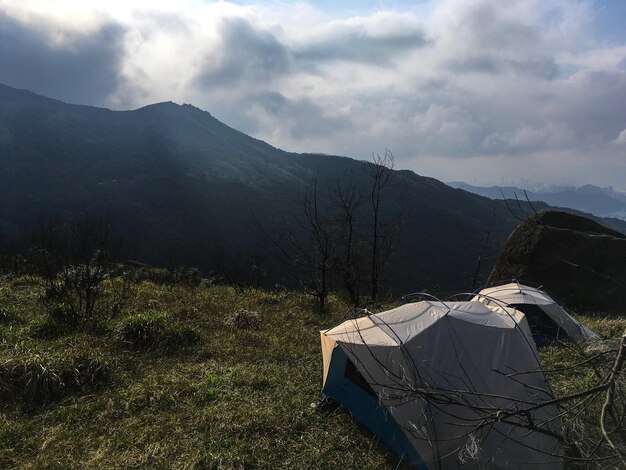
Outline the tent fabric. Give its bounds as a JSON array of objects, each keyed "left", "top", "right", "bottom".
[
  {"left": 321, "top": 301, "right": 563, "bottom": 469},
  {"left": 474, "top": 282, "right": 599, "bottom": 344},
  {"left": 323, "top": 343, "right": 427, "bottom": 468}
]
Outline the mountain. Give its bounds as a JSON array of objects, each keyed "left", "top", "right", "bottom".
[
  {"left": 447, "top": 182, "right": 626, "bottom": 220},
  {"left": 1, "top": 83, "right": 625, "bottom": 294}
]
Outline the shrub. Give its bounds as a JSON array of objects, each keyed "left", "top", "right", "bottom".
[
  {"left": 115, "top": 312, "right": 199, "bottom": 352},
  {"left": 30, "top": 214, "right": 131, "bottom": 330},
  {"left": 39, "top": 270, "right": 133, "bottom": 331},
  {"left": 226, "top": 309, "right": 261, "bottom": 330},
  {"left": 128, "top": 266, "right": 204, "bottom": 287},
  {"left": 129, "top": 267, "right": 173, "bottom": 285},
  {"left": 172, "top": 267, "right": 203, "bottom": 287}
]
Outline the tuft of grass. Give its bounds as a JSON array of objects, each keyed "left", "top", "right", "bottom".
[
  {"left": 0, "top": 356, "right": 63, "bottom": 405},
  {"left": 0, "top": 309, "right": 17, "bottom": 324},
  {"left": 46, "top": 300, "right": 83, "bottom": 327},
  {"left": 115, "top": 312, "right": 199, "bottom": 352},
  {"left": 582, "top": 315, "right": 626, "bottom": 339},
  {"left": 0, "top": 352, "right": 111, "bottom": 407},
  {"left": 28, "top": 318, "right": 71, "bottom": 340},
  {"left": 226, "top": 309, "right": 261, "bottom": 331}
]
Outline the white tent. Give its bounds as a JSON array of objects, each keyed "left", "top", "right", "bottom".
[
  {"left": 321, "top": 301, "right": 563, "bottom": 469},
  {"left": 473, "top": 282, "right": 599, "bottom": 345}
]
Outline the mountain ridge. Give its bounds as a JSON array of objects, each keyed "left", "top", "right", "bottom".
[{"left": 1, "top": 82, "right": 625, "bottom": 294}]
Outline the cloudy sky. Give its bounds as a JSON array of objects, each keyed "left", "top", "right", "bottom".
[{"left": 1, "top": 0, "right": 625, "bottom": 189}]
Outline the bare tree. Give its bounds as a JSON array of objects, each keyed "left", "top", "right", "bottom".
[
  {"left": 254, "top": 150, "right": 406, "bottom": 309},
  {"left": 363, "top": 149, "right": 403, "bottom": 302},
  {"left": 266, "top": 174, "right": 338, "bottom": 313},
  {"left": 470, "top": 208, "right": 499, "bottom": 292},
  {"left": 331, "top": 171, "right": 364, "bottom": 307}
]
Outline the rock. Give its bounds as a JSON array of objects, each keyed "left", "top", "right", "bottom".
[{"left": 488, "top": 210, "right": 626, "bottom": 313}]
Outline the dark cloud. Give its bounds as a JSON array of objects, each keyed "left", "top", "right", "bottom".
[
  {"left": 447, "top": 55, "right": 559, "bottom": 79},
  {"left": 195, "top": 17, "right": 291, "bottom": 88},
  {"left": 295, "top": 28, "right": 429, "bottom": 65},
  {"left": 253, "top": 91, "right": 350, "bottom": 139},
  {"left": 561, "top": 70, "right": 626, "bottom": 144},
  {"left": 439, "top": 2, "right": 558, "bottom": 80},
  {"left": 0, "top": 12, "right": 126, "bottom": 106}
]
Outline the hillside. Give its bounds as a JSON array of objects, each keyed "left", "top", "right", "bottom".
[{"left": 2, "top": 83, "right": 626, "bottom": 295}]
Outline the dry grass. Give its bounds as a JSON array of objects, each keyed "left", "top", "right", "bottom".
[
  {"left": 225, "top": 308, "right": 261, "bottom": 331},
  {"left": 0, "top": 279, "right": 400, "bottom": 469}
]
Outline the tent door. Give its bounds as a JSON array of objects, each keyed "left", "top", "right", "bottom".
[{"left": 512, "top": 303, "right": 569, "bottom": 347}]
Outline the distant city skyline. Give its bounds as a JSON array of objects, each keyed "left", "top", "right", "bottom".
[{"left": 1, "top": 0, "right": 625, "bottom": 189}]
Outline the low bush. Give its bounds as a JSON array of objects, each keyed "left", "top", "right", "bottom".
[
  {"left": 115, "top": 312, "right": 199, "bottom": 352},
  {"left": 40, "top": 272, "right": 133, "bottom": 331},
  {"left": 226, "top": 309, "right": 261, "bottom": 330},
  {"left": 172, "top": 267, "right": 203, "bottom": 287},
  {"left": 129, "top": 266, "right": 204, "bottom": 287},
  {"left": 129, "top": 267, "right": 173, "bottom": 285}
]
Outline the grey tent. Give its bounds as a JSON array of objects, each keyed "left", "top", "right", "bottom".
[
  {"left": 473, "top": 282, "right": 599, "bottom": 346},
  {"left": 321, "top": 301, "right": 563, "bottom": 469}
]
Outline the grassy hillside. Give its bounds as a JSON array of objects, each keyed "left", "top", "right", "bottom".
[
  {"left": 0, "top": 276, "right": 400, "bottom": 469},
  {"left": 0, "top": 275, "right": 624, "bottom": 468}
]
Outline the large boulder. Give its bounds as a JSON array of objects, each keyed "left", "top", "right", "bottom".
[{"left": 488, "top": 210, "right": 626, "bottom": 313}]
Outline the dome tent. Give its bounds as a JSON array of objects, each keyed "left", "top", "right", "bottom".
[
  {"left": 321, "top": 301, "right": 563, "bottom": 469},
  {"left": 473, "top": 282, "right": 599, "bottom": 347}
]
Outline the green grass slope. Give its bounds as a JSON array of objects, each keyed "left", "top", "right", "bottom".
[
  {"left": 0, "top": 276, "right": 624, "bottom": 468},
  {"left": 0, "top": 278, "right": 402, "bottom": 469}
]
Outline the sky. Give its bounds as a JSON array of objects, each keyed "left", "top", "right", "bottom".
[{"left": 0, "top": 0, "right": 625, "bottom": 189}]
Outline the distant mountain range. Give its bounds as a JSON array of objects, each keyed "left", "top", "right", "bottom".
[
  {"left": 1, "top": 82, "right": 625, "bottom": 294},
  {"left": 447, "top": 182, "right": 626, "bottom": 221}
]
